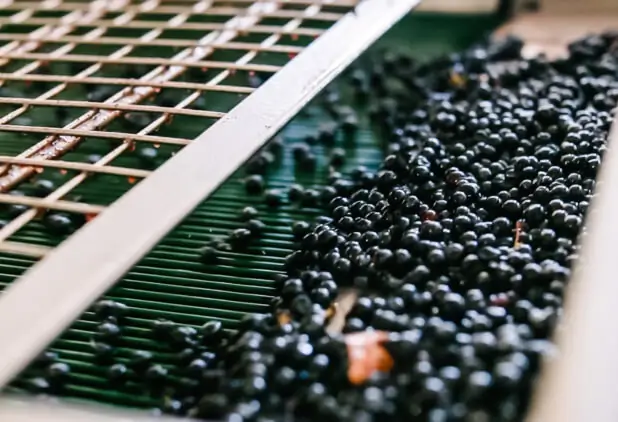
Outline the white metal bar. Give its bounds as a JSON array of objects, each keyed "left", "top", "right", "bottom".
[{"left": 0, "top": 0, "right": 419, "bottom": 390}]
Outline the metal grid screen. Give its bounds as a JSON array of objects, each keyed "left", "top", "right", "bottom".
[{"left": 0, "top": 0, "right": 356, "bottom": 258}]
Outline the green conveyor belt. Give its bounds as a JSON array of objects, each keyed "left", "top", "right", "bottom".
[{"left": 0, "top": 13, "right": 501, "bottom": 409}]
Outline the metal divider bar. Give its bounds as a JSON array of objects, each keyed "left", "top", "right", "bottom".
[
  {"left": 0, "top": 125, "right": 191, "bottom": 146},
  {"left": 0, "top": 194, "right": 105, "bottom": 214},
  {"left": 0, "top": 241, "right": 50, "bottom": 257},
  {"left": 0, "top": 98, "right": 226, "bottom": 118},
  {"left": 0, "top": 53, "right": 283, "bottom": 71},
  {"left": 0, "top": 157, "right": 152, "bottom": 178},
  {"left": 0, "top": 0, "right": 420, "bottom": 390},
  {"left": 0, "top": 34, "right": 305, "bottom": 53},
  {"left": 0, "top": 3, "right": 346, "bottom": 20},
  {"left": 0, "top": 73, "right": 255, "bottom": 94},
  {"left": 0, "top": 17, "right": 327, "bottom": 36}
]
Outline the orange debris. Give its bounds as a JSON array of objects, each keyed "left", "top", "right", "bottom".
[
  {"left": 514, "top": 220, "right": 523, "bottom": 248},
  {"left": 277, "top": 311, "right": 291, "bottom": 326},
  {"left": 449, "top": 71, "right": 466, "bottom": 88},
  {"left": 345, "top": 331, "right": 394, "bottom": 385},
  {"left": 325, "top": 303, "right": 338, "bottom": 319}
]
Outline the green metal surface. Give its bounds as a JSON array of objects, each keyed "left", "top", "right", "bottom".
[{"left": 0, "top": 13, "right": 501, "bottom": 409}]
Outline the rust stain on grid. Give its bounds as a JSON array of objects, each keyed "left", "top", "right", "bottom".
[{"left": 0, "top": 0, "right": 355, "bottom": 257}]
